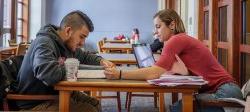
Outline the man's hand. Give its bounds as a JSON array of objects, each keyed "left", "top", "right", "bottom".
[
  {"left": 104, "top": 67, "right": 120, "bottom": 79},
  {"left": 100, "top": 59, "right": 116, "bottom": 68}
]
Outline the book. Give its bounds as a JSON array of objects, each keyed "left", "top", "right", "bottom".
[
  {"left": 147, "top": 74, "right": 208, "bottom": 87},
  {"left": 79, "top": 64, "right": 104, "bottom": 70},
  {"left": 77, "top": 70, "right": 106, "bottom": 79}
]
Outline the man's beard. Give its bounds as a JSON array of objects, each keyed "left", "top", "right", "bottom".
[{"left": 65, "top": 36, "right": 75, "bottom": 52}]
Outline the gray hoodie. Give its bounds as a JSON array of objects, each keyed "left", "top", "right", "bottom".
[{"left": 16, "top": 24, "right": 103, "bottom": 109}]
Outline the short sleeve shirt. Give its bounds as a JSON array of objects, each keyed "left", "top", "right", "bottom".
[{"left": 155, "top": 33, "right": 234, "bottom": 93}]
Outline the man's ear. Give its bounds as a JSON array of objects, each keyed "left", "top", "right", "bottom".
[{"left": 64, "top": 26, "right": 73, "bottom": 38}]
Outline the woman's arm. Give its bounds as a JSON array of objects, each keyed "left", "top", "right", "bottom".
[
  {"left": 104, "top": 65, "right": 166, "bottom": 80},
  {"left": 122, "top": 65, "right": 166, "bottom": 80},
  {"left": 104, "top": 55, "right": 188, "bottom": 80}
]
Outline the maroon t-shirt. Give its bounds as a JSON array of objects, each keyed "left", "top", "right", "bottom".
[{"left": 155, "top": 33, "right": 234, "bottom": 93}]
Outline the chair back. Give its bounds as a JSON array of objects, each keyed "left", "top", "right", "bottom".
[
  {"left": 0, "top": 56, "right": 24, "bottom": 107},
  {"left": 242, "top": 79, "right": 250, "bottom": 99},
  {"left": 0, "top": 56, "right": 58, "bottom": 111},
  {"left": 97, "top": 40, "right": 104, "bottom": 53},
  {"left": 8, "top": 40, "right": 18, "bottom": 47},
  {"left": 15, "top": 44, "right": 27, "bottom": 56}
]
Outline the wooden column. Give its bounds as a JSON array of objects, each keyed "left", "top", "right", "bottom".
[
  {"left": 10, "top": 0, "right": 17, "bottom": 41},
  {"left": 209, "top": 0, "right": 218, "bottom": 57},
  {"left": 231, "top": 0, "right": 241, "bottom": 83},
  {"left": 21, "top": 0, "right": 30, "bottom": 42}
]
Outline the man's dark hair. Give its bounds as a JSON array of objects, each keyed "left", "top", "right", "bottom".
[{"left": 60, "top": 10, "right": 94, "bottom": 32}]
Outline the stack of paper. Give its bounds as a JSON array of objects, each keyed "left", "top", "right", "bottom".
[{"left": 147, "top": 74, "right": 208, "bottom": 87}]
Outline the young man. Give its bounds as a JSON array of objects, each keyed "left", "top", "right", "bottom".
[{"left": 16, "top": 10, "right": 114, "bottom": 112}]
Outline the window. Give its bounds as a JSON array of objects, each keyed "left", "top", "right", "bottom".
[
  {"left": 0, "top": 0, "right": 29, "bottom": 47},
  {"left": 1, "top": 0, "right": 12, "bottom": 46},
  {"left": 218, "top": 6, "right": 228, "bottom": 42},
  {"left": 218, "top": 48, "right": 228, "bottom": 69}
]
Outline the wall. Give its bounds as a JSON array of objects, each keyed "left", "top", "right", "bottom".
[
  {"left": 30, "top": 0, "right": 42, "bottom": 41},
  {"left": 30, "top": 0, "right": 47, "bottom": 42},
  {"left": 45, "top": 0, "right": 157, "bottom": 52},
  {"left": 247, "top": 0, "right": 250, "bottom": 44}
]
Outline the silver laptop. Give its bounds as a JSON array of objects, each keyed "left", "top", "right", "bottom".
[{"left": 132, "top": 43, "right": 156, "bottom": 68}]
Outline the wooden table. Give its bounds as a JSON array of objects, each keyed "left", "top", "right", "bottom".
[
  {"left": 102, "top": 43, "right": 133, "bottom": 53},
  {"left": 0, "top": 46, "right": 17, "bottom": 60},
  {"left": 54, "top": 79, "right": 200, "bottom": 112},
  {"left": 105, "top": 39, "right": 129, "bottom": 43},
  {"left": 98, "top": 53, "right": 161, "bottom": 65}
]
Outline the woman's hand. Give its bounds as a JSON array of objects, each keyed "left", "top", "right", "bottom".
[
  {"left": 100, "top": 59, "right": 116, "bottom": 68},
  {"left": 170, "top": 55, "right": 189, "bottom": 75},
  {"left": 104, "top": 67, "right": 120, "bottom": 79}
]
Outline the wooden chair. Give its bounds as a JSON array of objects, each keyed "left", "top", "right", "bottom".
[
  {"left": 125, "top": 92, "right": 158, "bottom": 111},
  {"left": 125, "top": 92, "right": 178, "bottom": 111},
  {"left": 97, "top": 92, "right": 121, "bottom": 112},
  {"left": 8, "top": 40, "right": 18, "bottom": 47},
  {"left": 0, "top": 49, "right": 16, "bottom": 60},
  {"left": 15, "top": 43, "right": 27, "bottom": 56},
  {"left": 0, "top": 55, "right": 58, "bottom": 111},
  {"left": 84, "top": 91, "right": 121, "bottom": 112},
  {"left": 97, "top": 40, "right": 104, "bottom": 53},
  {"left": 195, "top": 98, "right": 245, "bottom": 112},
  {"left": 3, "top": 93, "right": 58, "bottom": 111},
  {"left": 0, "top": 40, "right": 18, "bottom": 59},
  {"left": 195, "top": 79, "right": 250, "bottom": 112},
  {"left": 96, "top": 39, "right": 122, "bottom": 111},
  {"left": 245, "top": 96, "right": 250, "bottom": 112}
]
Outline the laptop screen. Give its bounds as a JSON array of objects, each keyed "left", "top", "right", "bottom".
[{"left": 133, "top": 43, "right": 155, "bottom": 68}]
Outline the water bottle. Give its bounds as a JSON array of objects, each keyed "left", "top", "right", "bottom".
[{"left": 134, "top": 35, "right": 139, "bottom": 44}]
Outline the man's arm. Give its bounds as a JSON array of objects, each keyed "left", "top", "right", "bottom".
[
  {"left": 74, "top": 49, "right": 103, "bottom": 65},
  {"left": 32, "top": 39, "right": 65, "bottom": 86}
]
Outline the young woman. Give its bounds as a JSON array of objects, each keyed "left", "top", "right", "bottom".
[{"left": 104, "top": 9, "right": 243, "bottom": 112}]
